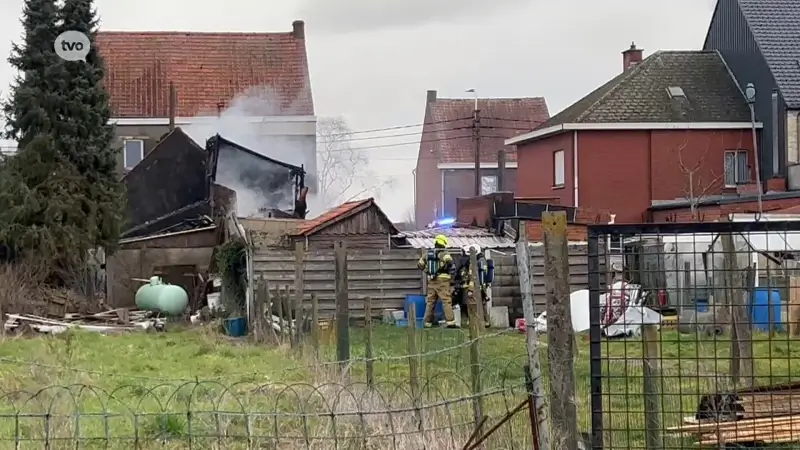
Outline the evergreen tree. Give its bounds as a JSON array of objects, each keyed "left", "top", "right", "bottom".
[
  {"left": 0, "top": 135, "right": 93, "bottom": 268},
  {"left": 0, "top": 0, "right": 123, "bottom": 271},
  {"left": 57, "top": 0, "right": 123, "bottom": 251},
  {"left": 2, "top": 0, "right": 62, "bottom": 148}
]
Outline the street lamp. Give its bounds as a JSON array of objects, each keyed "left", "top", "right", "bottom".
[{"left": 745, "top": 83, "right": 763, "bottom": 215}]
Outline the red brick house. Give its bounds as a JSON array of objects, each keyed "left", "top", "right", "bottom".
[
  {"left": 506, "top": 44, "right": 764, "bottom": 223},
  {"left": 414, "top": 90, "right": 549, "bottom": 228},
  {"left": 95, "top": 20, "right": 316, "bottom": 178}
]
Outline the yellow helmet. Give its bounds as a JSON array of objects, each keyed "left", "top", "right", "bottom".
[{"left": 434, "top": 234, "right": 448, "bottom": 247}]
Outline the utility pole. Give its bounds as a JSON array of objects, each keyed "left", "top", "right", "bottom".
[
  {"left": 497, "top": 150, "right": 506, "bottom": 192},
  {"left": 467, "top": 89, "right": 481, "bottom": 196}
]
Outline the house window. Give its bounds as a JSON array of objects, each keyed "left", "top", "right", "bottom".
[
  {"left": 724, "top": 150, "right": 748, "bottom": 186},
  {"left": 480, "top": 175, "right": 497, "bottom": 195},
  {"left": 123, "top": 139, "right": 144, "bottom": 169},
  {"left": 553, "top": 150, "right": 565, "bottom": 186}
]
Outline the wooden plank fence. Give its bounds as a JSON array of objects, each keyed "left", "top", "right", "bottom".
[
  {"left": 491, "top": 243, "right": 606, "bottom": 317},
  {"left": 253, "top": 247, "right": 423, "bottom": 318}
]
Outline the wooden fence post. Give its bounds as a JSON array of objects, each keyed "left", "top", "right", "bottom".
[
  {"left": 469, "top": 248, "right": 485, "bottom": 328},
  {"left": 641, "top": 324, "right": 663, "bottom": 448},
  {"left": 516, "top": 222, "right": 551, "bottom": 450},
  {"left": 365, "top": 296, "right": 375, "bottom": 387},
  {"left": 720, "top": 223, "right": 753, "bottom": 389},
  {"left": 468, "top": 248, "right": 485, "bottom": 436},
  {"left": 294, "top": 242, "right": 305, "bottom": 350},
  {"left": 334, "top": 241, "right": 351, "bottom": 370},
  {"left": 311, "top": 293, "right": 320, "bottom": 360},
  {"left": 541, "top": 211, "right": 577, "bottom": 450},
  {"left": 407, "top": 302, "right": 422, "bottom": 428},
  {"left": 275, "top": 287, "right": 284, "bottom": 344}
]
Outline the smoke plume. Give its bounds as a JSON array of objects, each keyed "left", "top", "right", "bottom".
[{"left": 182, "top": 86, "right": 325, "bottom": 218}]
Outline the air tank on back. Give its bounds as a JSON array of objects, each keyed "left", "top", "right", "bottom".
[{"left": 135, "top": 276, "right": 189, "bottom": 316}]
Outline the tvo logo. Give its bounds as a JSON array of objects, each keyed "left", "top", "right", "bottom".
[{"left": 54, "top": 30, "right": 90, "bottom": 62}]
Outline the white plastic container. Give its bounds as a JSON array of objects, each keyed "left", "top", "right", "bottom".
[
  {"left": 453, "top": 305, "right": 462, "bottom": 327},
  {"left": 391, "top": 310, "right": 405, "bottom": 322}
]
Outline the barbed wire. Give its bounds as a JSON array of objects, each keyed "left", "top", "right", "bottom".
[{"left": 0, "top": 376, "right": 533, "bottom": 448}]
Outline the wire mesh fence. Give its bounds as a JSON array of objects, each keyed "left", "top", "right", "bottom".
[
  {"left": 588, "top": 218, "right": 800, "bottom": 449},
  {"left": 0, "top": 327, "right": 536, "bottom": 449}
]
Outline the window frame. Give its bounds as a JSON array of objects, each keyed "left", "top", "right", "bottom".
[
  {"left": 553, "top": 149, "right": 565, "bottom": 187},
  {"left": 723, "top": 149, "right": 749, "bottom": 187},
  {"left": 123, "top": 139, "right": 145, "bottom": 170}
]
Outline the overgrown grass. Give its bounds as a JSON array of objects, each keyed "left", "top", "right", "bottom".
[{"left": 0, "top": 324, "right": 798, "bottom": 448}]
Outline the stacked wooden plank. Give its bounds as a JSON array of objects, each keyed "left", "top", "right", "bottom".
[
  {"left": 673, "top": 415, "right": 800, "bottom": 445},
  {"left": 673, "top": 384, "right": 800, "bottom": 445},
  {"left": 4, "top": 308, "right": 163, "bottom": 334}
]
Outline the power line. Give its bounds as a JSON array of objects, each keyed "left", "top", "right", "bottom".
[{"left": 329, "top": 117, "right": 473, "bottom": 136}]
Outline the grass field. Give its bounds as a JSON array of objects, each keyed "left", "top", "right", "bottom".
[{"left": 1, "top": 324, "right": 799, "bottom": 448}]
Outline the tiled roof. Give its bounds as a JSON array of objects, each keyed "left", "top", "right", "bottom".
[
  {"left": 736, "top": 0, "right": 800, "bottom": 108},
  {"left": 396, "top": 226, "right": 515, "bottom": 249},
  {"left": 542, "top": 51, "right": 751, "bottom": 127},
  {"left": 291, "top": 198, "right": 397, "bottom": 236},
  {"left": 423, "top": 97, "right": 549, "bottom": 164},
  {"left": 96, "top": 23, "right": 313, "bottom": 118}
]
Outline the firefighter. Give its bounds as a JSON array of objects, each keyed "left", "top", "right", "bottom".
[
  {"left": 416, "top": 234, "right": 457, "bottom": 328},
  {"left": 460, "top": 244, "right": 491, "bottom": 328}
]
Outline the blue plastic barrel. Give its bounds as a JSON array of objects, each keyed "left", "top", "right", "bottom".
[
  {"left": 405, "top": 294, "right": 444, "bottom": 321},
  {"left": 695, "top": 300, "right": 709, "bottom": 313},
  {"left": 224, "top": 317, "right": 247, "bottom": 337},
  {"left": 751, "top": 288, "right": 782, "bottom": 332}
]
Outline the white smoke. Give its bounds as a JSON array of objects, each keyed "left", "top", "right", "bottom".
[{"left": 181, "top": 86, "right": 326, "bottom": 218}]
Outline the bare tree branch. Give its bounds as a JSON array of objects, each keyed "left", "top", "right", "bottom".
[
  {"left": 314, "top": 117, "right": 396, "bottom": 210},
  {"left": 675, "top": 132, "right": 733, "bottom": 218}
]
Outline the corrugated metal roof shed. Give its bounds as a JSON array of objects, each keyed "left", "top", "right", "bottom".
[{"left": 395, "top": 227, "right": 515, "bottom": 249}]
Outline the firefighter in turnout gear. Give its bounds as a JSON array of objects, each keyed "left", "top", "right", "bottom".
[
  {"left": 459, "top": 245, "right": 491, "bottom": 328},
  {"left": 416, "top": 234, "right": 457, "bottom": 328}
]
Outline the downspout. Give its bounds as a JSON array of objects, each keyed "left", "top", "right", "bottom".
[
  {"left": 796, "top": 111, "right": 800, "bottom": 165},
  {"left": 573, "top": 131, "right": 579, "bottom": 206}
]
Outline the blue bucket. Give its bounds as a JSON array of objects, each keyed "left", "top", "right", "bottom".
[
  {"left": 405, "top": 294, "right": 444, "bottom": 321},
  {"left": 223, "top": 317, "right": 247, "bottom": 337},
  {"left": 396, "top": 318, "right": 425, "bottom": 328},
  {"left": 695, "top": 300, "right": 709, "bottom": 313}
]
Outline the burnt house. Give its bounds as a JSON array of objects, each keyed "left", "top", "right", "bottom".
[
  {"left": 207, "top": 135, "right": 307, "bottom": 219},
  {"left": 122, "top": 129, "right": 307, "bottom": 238},
  {"left": 122, "top": 128, "right": 211, "bottom": 238}
]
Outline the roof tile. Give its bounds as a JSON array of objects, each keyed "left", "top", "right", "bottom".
[
  {"left": 96, "top": 26, "right": 313, "bottom": 118},
  {"left": 736, "top": 0, "right": 800, "bottom": 108},
  {"left": 422, "top": 97, "right": 549, "bottom": 164},
  {"left": 542, "top": 51, "right": 751, "bottom": 127}
]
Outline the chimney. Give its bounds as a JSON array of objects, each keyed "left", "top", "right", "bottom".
[
  {"left": 427, "top": 90, "right": 437, "bottom": 103},
  {"left": 292, "top": 20, "right": 305, "bottom": 39},
  {"left": 622, "top": 41, "right": 643, "bottom": 71}
]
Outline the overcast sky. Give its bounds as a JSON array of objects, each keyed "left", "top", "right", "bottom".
[{"left": 0, "top": 0, "right": 718, "bottom": 221}]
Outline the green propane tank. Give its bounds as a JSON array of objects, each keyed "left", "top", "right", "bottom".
[
  {"left": 157, "top": 283, "right": 189, "bottom": 316},
  {"left": 135, "top": 276, "right": 189, "bottom": 316},
  {"left": 135, "top": 276, "right": 164, "bottom": 311}
]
